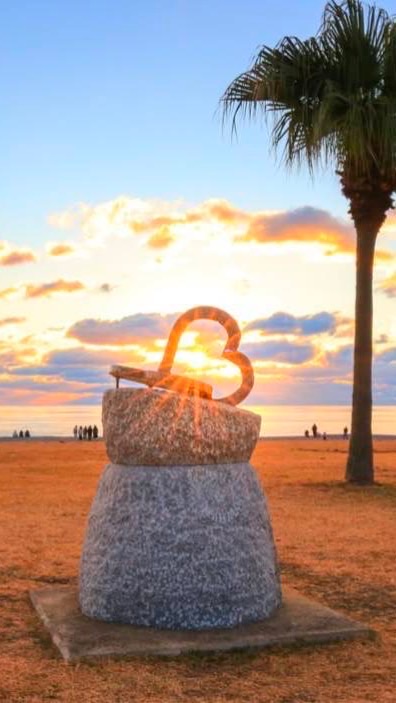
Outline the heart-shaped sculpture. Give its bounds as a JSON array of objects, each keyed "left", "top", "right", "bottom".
[{"left": 110, "top": 305, "right": 254, "bottom": 406}]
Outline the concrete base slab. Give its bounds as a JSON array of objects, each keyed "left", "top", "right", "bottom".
[{"left": 29, "top": 586, "right": 374, "bottom": 662}]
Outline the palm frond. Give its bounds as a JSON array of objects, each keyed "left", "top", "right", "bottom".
[{"left": 221, "top": 0, "right": 396, "bottom": 184}]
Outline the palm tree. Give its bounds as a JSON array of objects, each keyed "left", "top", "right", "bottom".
[{"left": 221, "top": 0, "right": 396, "bottom": 484}]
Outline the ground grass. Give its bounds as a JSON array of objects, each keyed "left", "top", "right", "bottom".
[{"left": 0, "top": 438, "right": 395, "bottom": 702}]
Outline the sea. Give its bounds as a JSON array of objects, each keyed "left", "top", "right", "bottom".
[{"left": 0, "top": 404, "right": 395, "bottom": 438}]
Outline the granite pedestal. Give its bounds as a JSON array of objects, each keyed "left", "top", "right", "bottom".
[
  {"left": 79, "top": 389, "right": 282, "bottom": 629},
  {"left": 79, "top": 461, "right": 281, "bottom": 629}
]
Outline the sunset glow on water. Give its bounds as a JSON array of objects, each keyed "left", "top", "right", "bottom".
[{"left": 1, "top": 404, "right": 395, "bottom": 438}]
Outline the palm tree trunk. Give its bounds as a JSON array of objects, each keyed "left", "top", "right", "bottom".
[{"left": 345, "top": 226, "right": 378, "bottom": 484}]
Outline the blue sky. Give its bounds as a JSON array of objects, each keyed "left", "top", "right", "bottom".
[
  {"left": 2, "top": 0, "right": 396, "bottom": 408},
  {"left": 0, "top": 0, "right": 364, "bottom": 246}
]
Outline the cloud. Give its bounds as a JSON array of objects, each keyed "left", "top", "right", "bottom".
[
  {"left": 0, "top": 247, "right": 36, "bottom": 266},
  {"left": 44, "top": 347, "right": 130, "bottom": 368},
  {"left": 25, "top": 279, "right": 85, "bottom": 299},
  {"left": 130, "top": 212, "right": 200, "bottom": 235},
  {"left": 0, "top": 386, "right": 103, "bottom": 406},
  {"left": 46, "top": 196, "right": 396, "bottom": 266},
  {"left": 220, "top": 340, "right": 396, "bottom": 405},
  {"left": 9, "top": 346, "right": 145, "bottom": 391},
  {"left": 323, "top": 345, "right": 353, "bottom": 369},
  {"left": 0, "top": 287, "right": 18, "bottom": 299},
  {"left": 46, "top": 196, "right": 394, "bottom": 261},
  {"left": 48, "top": 197, "right": 249, "bottom": 245},
  {"left": 203, "top": 199, "right": 248, "bottom": 225},
  {"left": 137, "top": 201, "right": 243, "bottom": 249},
  {"left": 245, "top": 343, "right": 355, "bottom": 404},
  {"left": 3, "top": 318, "right": 396, "bottom": 405},
  {"left": 245, "top": 311, "right": 337, "bottom": 336},
  {"left": 45, "top": 347, "right": 137, "bottom": 368},
  {"left": 49, "top": 197, "right": 167, "bottom": 241},
  {"left": 241, "top": 340, "right": 316, "bottom": 364},
  {"left": 0, "top": 345, "right": 30, "bottom": 371},
  {"left": 237, "top": 206, "right": 353, "bottom": 252},
  {"left": 46, "top": 241, "right": 76, "bottom": 257},
  {"left": 67, "top": 312, "right": 178, "bottom": 345},
  {"left": 378, "top": 272, "right": 396, "bottom": 297},
  {"left": 147, "top": 226, "right": 175, "bottom": 250},
  {"left": 98, "top": 283, "right": 114, "bottom": 293},
  {"left": 0, "top": 279, "right": 107, "bottom": 302},
  {"left": 235, "top": 206, "right": 392, "bottom": 261},
  {"left": 0, "top": 317, "right": 26, "bottom": 328},
  {"left": 375, "top": 348, "right": 396, "bottom": 364},
  {"left": 128, "top": 199, "right": 247, "bottom": 235},
  {"left": 47, "top": 208, "right": 81, "bottom": 230},
  {"left": 372, "top": 347, "right": 396, "bottom": 403}
]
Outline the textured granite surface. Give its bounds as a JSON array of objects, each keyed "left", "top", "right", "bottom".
[
  {"left": 79, "top": 462, "right": 281, "bottom": 629},
  {"left": 102, "top": 388, "right": 261, "bottom": 466}
]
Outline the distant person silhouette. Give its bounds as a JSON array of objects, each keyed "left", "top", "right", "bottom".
[
  {"left": 73, "top": 425, "right": 78, "bottom": 439},
  {"left": 312, "top": 423, "right": 318, "bottom": 438},
  {"left": 78, "top": 426, "right": 83, "bottom": 441},
  {"left": 87, "top": 425, "right": 93, "bottom": 441},
  {"left": 323, "top": 431, "right": 327, "bottom": 440},
  {"left": 24, "top": 429, "right": 30, "bottom": 438},
  {"left": 83, "top": 426, "right": 88, "bottom": 440},
  {"left": 93, "top": 425, "right": 99, "bottom": 439},
  {"left": 304, "top": 429, "right": 309, "bottom": 438},
  {"left": 19, "top": 430, "right": 24, "bottom": 438},
  {"left": 343, "top": 426, "right": 348, "bottom": 439}
]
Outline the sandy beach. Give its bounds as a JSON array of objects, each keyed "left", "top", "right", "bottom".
[{"left": 1, "top": 438, "right": 395, "bottom": 702}]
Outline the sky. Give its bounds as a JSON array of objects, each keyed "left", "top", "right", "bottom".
[{"left": 2, "top": 0, "right": 396, "bottom": 407}]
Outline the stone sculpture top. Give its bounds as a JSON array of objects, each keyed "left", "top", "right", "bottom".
[
  {"left": 81, "top": 309, "right": 280, "bottom": 633},
  {"left": 110, "top": 305, "right": 254, "bottom": 406}
]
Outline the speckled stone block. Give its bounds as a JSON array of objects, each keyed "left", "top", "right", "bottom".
[
  {"left": 79, "top": 462, "right": 281, "bottom": 629},
  {"left": 102, "top": 388, "right": 261, "bottom": 466}
]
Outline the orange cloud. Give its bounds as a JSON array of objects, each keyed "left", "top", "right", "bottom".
[
  {"left": 235, "top": 206, "right": 395, "bottom": 261},
  {"left": 0, "top": 287, "right": 18, "bottom": 299},
  {"left": 238, "top": 207, "right": 354, "bottom": 253},
  {"left": 203, "top": 199, "right": 248, "bottom": 224},
  {"left": 47, "top": 242, "right": 76, "bottom": 257},
  {"left": 0, "top": 317, "right": 25, "bottom": 327},
  {"left": 376, "top": 250, "right": 394, "bottom": 262},
  {"left": 48, "top": 197, "right": 250, "bottom": 251},
  {"left": 25, "top": 279, "right": 85, "bottom": 298},
  {"left": 46, "top": 197, "right": 394, "bottom": 261},
  {"left": 147, "top": 226, "right": 175, "bottom": 249},
  {"left": 0, "top": 248, "right": 36, "bottom": 266},
  {"left": 129, "top": 200, "right": 244, "bottom": 235},
  {"left": 130, "top": 215, "right": 189, "bottom": 234}
]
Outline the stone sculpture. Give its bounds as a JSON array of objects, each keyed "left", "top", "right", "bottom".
[{"left": 79, "top": 306, "right": 281, "bottom": 629}]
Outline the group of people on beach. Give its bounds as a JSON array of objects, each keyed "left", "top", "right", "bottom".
[
  {"left": 304, "top": 424, "right": 349, "bottom": 440},
  {"left": 73, "top": 425, "right": 99, "bottom": 441},
  {"left": 12, "top": 429, "right": 31, "bottom": 438}
]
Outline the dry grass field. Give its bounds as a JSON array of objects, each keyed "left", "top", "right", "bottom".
[{"left": 0, "top": 438, "right": 395, "bottom": 702}]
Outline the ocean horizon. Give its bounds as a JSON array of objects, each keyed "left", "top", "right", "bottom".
[{"left": 1, "top": 404, "right": 395, "bottom": 439}]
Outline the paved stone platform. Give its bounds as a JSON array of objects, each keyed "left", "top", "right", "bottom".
[{"left": 29, "top": 585, "right": 374, "bottom": 662}]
